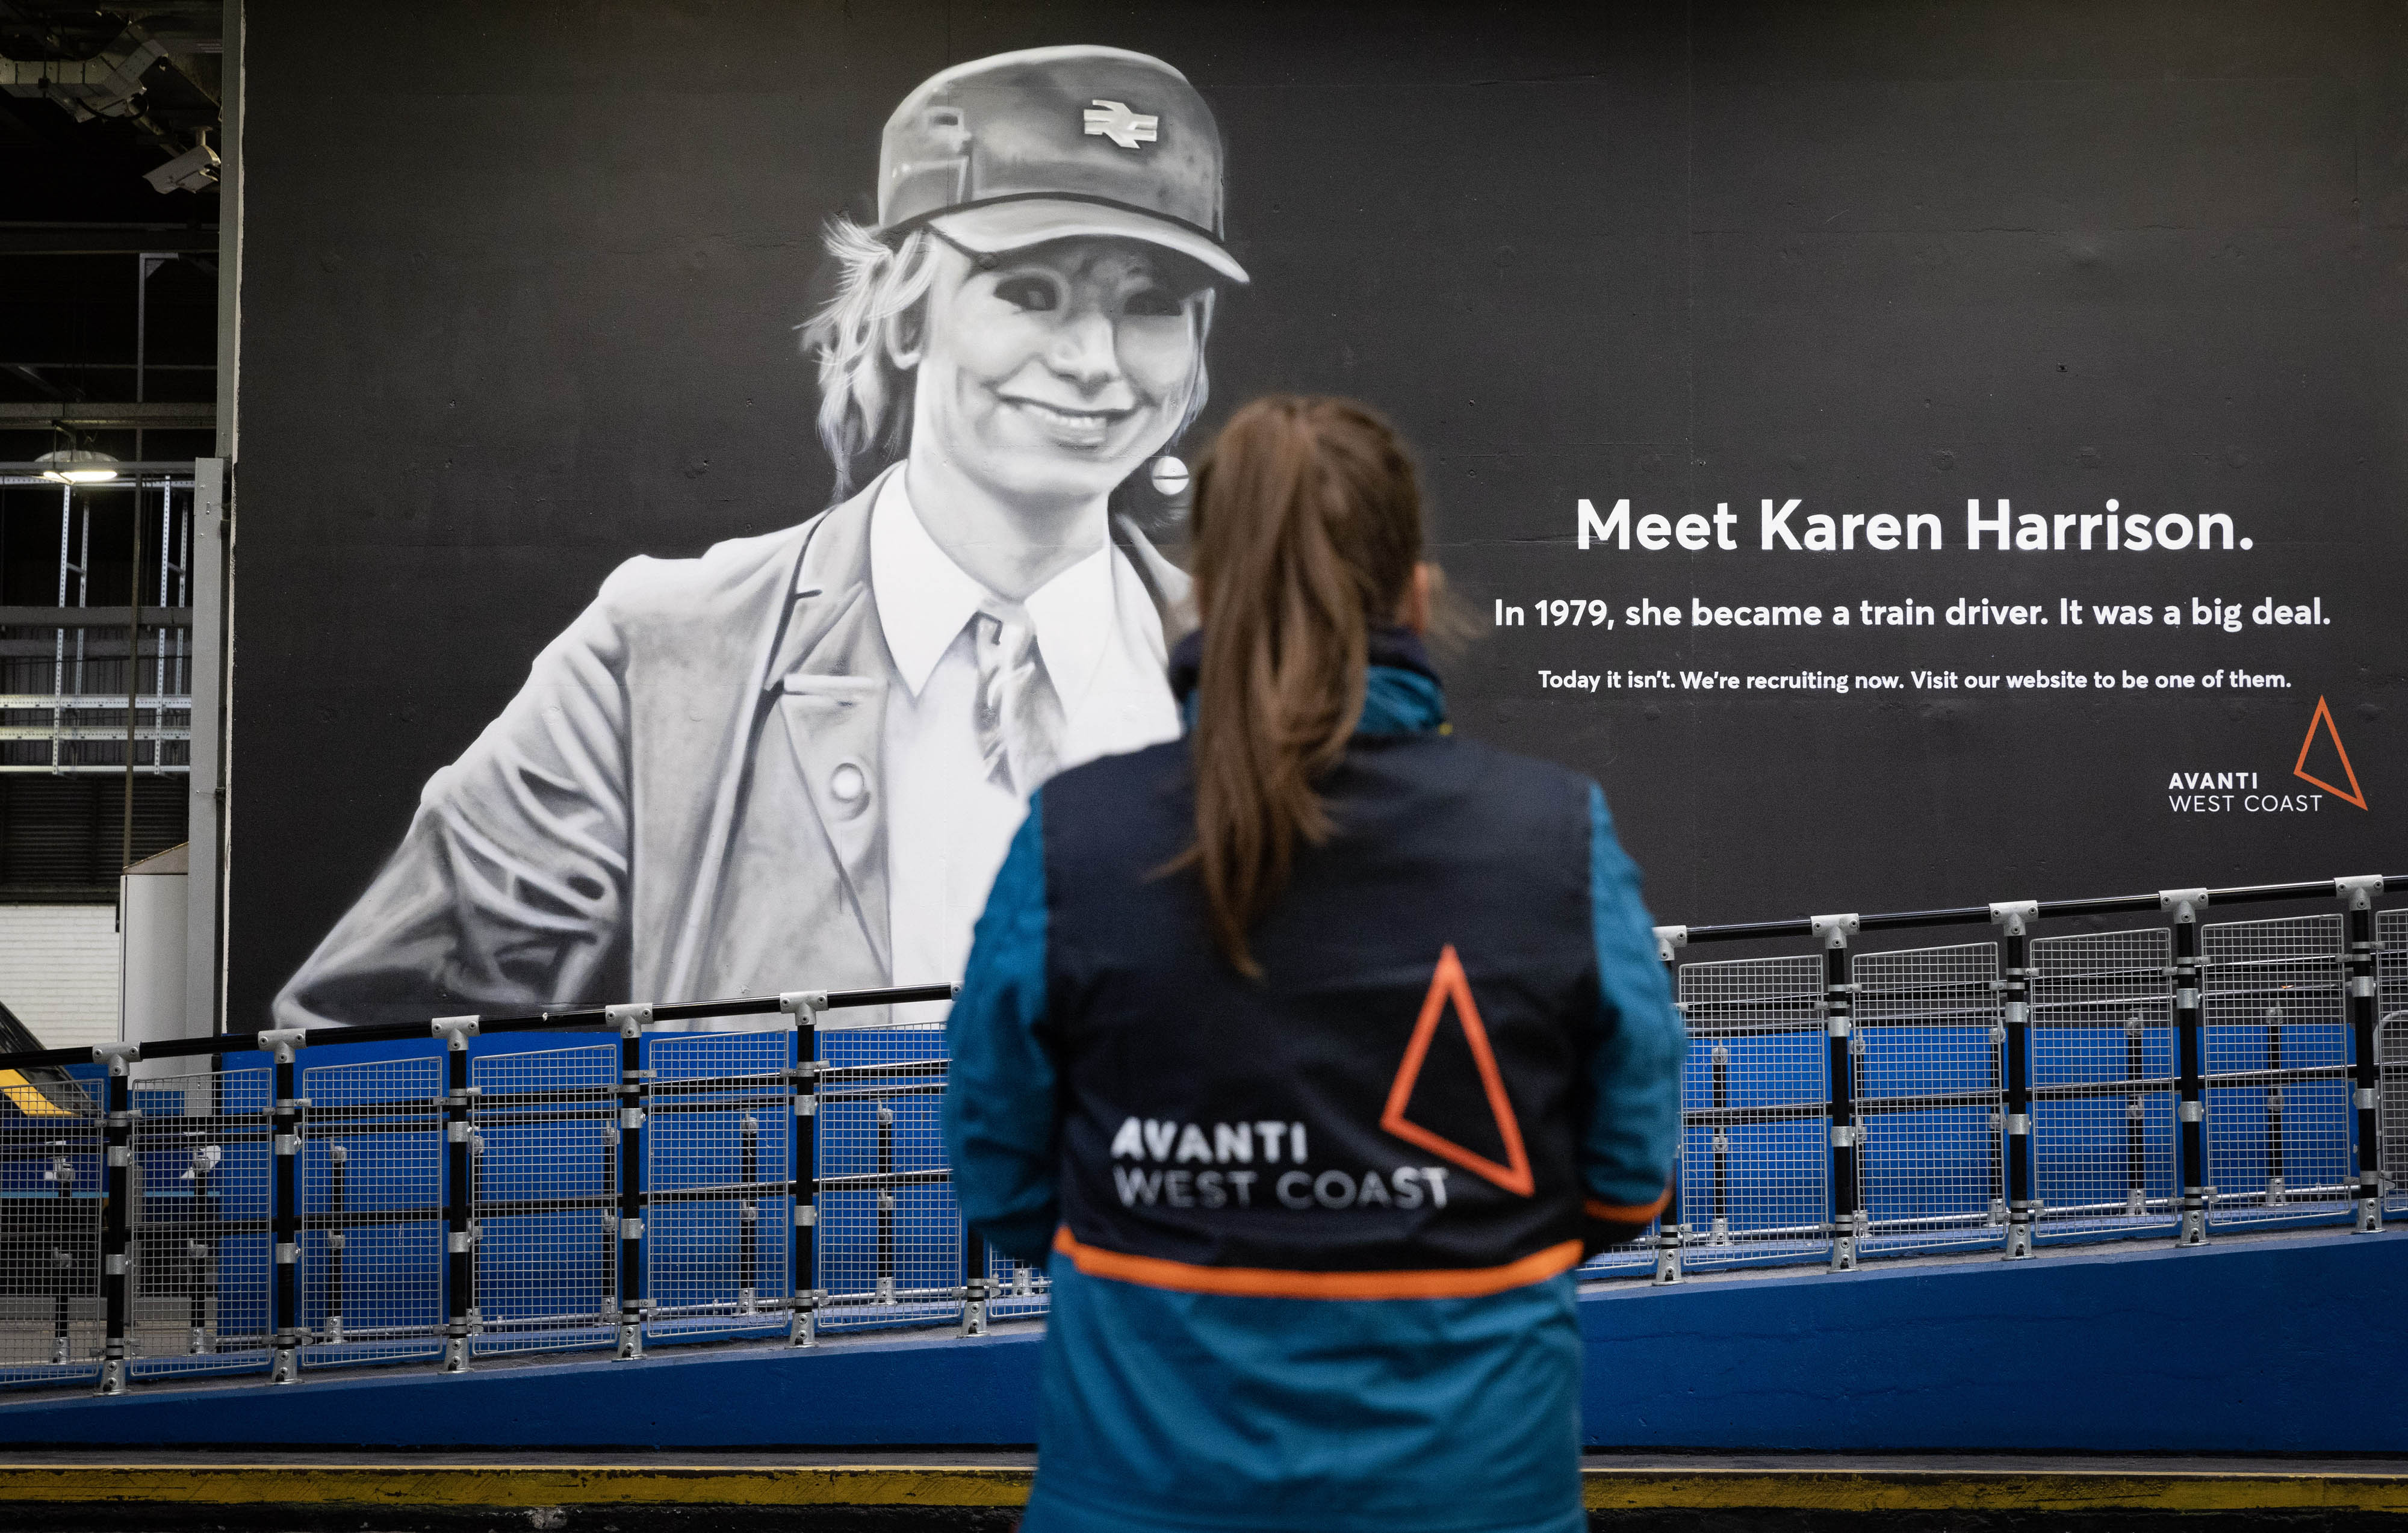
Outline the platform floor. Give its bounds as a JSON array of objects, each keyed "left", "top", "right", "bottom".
[{"left": 0, "top": 1451, "right": 2398, "bottom": 1523}]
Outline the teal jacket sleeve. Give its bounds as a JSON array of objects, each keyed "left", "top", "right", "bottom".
[
  {"left": 1583, "top": 782, "right": 1686, "bottom": 1225},
  {"left": 943, "top": 797, "right": 1060, "bottom": 1265}
]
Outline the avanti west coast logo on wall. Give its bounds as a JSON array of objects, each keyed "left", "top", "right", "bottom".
[{"left": 2167, "top": 697, "right": 2368, "bottom": 814}]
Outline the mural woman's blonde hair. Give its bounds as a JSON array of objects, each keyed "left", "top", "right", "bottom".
[{"left": 801, "top": 215, "right": 940, "bottom": 497}]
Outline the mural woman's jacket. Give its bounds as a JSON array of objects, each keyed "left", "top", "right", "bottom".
[
  {"left": 272, "top": 466, "right": 1190, "bottom": 1030},
  {"left": 946, "top": 632, "right": 1686, "bottom": 1533}
]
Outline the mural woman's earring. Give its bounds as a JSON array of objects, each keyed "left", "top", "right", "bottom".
[{"left": 1148, "top": 454, "right": 1191, "bottom": 504}]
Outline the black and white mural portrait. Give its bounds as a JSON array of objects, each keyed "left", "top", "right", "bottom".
[
  {"left": 273, "top": 46, "right": 1238, "bottom": 1027},
  {"left": 233, "top": 4, "right": 2406, "bottom": 1030}
]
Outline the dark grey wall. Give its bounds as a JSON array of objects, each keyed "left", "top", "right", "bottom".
[{"left": 231, "top": 1, "right": 2407, "bottom": 1026}]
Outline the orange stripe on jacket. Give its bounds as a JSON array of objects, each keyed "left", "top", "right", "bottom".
[
  {"left": 1051, "top": 1227, "right": 1584, "bottom": 1301},
  {"left": 1582, "top": 1186, "right": 1672, "bottom": 1225}
]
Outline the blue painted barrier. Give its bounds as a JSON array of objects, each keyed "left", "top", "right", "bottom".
[
  {"left": 0, "top": 1226, "right": 2395, "bottom": 1451},
  {"left": 1577, "top": 1225, "right": 2408, "bottom": 1452}
]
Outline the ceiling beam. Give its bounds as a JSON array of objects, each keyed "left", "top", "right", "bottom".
[
  {"left": 0, "top": 224, "right": 219, "bottom": 254},
  {"left": 0, "top": 607, "right": 194, "bottom": 628},
  {"left": 0, "top": 401, "right": 214, "bottom": 427}
]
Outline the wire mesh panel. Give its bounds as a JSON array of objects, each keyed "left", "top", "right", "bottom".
[
  {"left": 981, "top": 1242, "right": 1052, "bottom": 1321},
  {"left": 126, "top": 1066, "right": 271, "bottom": 1381},
  {"left": 1852, "top": 943, "right": 2004, "bottom": 1256},
  {"left": 300, "top": 1056, "right": 444, "bottom": 1369},
  {"left": 0, "top": 1069, "right": 102, "bottom": 1386},
  {"left": 815, "top": 1024, "right": 959, "bottom": 1330},
  {"left": 1677, "top": 956, "right": 1829, "bottom": 1268},
  {"left": 1574, "top": 1221, "right": 1660, "bottom": 1280},
  {"left": 2381, "top": 910, "right": 2407, "bottom": 1215},
  {"left": 646, "top": 1030, "right": 793, "bottom": 1342},
  {"left": 2203, "top": 914, "right": 2351, "bottom": 1225},
  {"left": 471, "top": 1043, "right": 618, "bottom": 1357},
  {"left": 2029, "top": 929, "right": 2178, "bottom": 1237}
]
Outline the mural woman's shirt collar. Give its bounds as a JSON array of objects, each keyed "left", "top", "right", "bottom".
[{"left": 867, "top": 468, "right": 1118, "bottom": 713}]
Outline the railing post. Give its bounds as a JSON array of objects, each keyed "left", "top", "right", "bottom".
[
  {"left": 2339, "top": 876, "right": 2385, "bottom": 1233},
  {"left": 324, "top": 1143, "right": 346, "bottom": 1345},
  {"left": 260, "top": 1028, "right": 307, "bottom": 1383},
  {"left": 1709, "top": 1041, "right": 1730, "bottom": 1245},
  {"left": 96, "top": 1043, "right": 138, "bottom": 1395},
  {"left": 608, "top": 1004, "right": 651, "bottom": 1359},
  {"left": 876, "top": 1103, "right": 896, "bottom": 1304},
  {"left": 961, "top": 1219, "right": 989, "bottom": 1337},
  {"left": 958, "top": 976, "right": 990, "bottom": 1333},
  {"left": 2164, "top": 890, "right": 2209, "bottom": 1246},
  {"left": 1815, "top": 914, "right": 1861, "bottom": 1272},
  {"left": 1652, "top": 926, "right": 1687, "bottom": 1284},
  {"left": 51, "top": 1145, "right": 75, "bottom": 1367},
  {"left": 739, "top": 1112, "right": 760, "bottom": 1314},
  {"left": 2265, "top": 1000, "right": 2287, "bottom": 1206},
  {"left": 432, "top": 1017, "right": 480, "bottom": 1371},
  {"left": 780, "top": 992, "right": 824, "bottom": 1347},
  {"left": 2124, "top": 1007, "right": 2148, "bottom": 1218},
  {"left": 187, "top": 1110, "right": 217, "bottom": 1356},
  {"left": 1991, "top": 902, "right": 2038, "bottom": 1259}
]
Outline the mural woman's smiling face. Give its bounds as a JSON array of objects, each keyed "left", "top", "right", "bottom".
[{"left": 908, "top": 236, "right": 1208, "bottom": 508}]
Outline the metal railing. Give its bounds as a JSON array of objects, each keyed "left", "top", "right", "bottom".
[
  {"left": 0, "top": 982, "right": 984, "bottom": 1394},
  {"left": 0, "top": 873, "right": 2399, "bottom": 1396},
  {"left": 1583, "top": 871, "right": 2406, "bottom": 1282}
]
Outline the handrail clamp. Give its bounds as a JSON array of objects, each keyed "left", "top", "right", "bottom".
[
  {"left": 2336, "top": 874, "right": 2384, "bottom": 910},
  {"left": 1988, "top": 900, "right": 2038, "bottom": 937},
  {"left": 430, "top": 1015, "right": 480, "bottom": 1051}
]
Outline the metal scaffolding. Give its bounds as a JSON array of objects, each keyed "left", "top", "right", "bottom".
[{"left": 0, "top": 474, "right": 192, "bottom": 775}]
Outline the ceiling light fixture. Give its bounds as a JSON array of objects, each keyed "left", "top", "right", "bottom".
[{"left": 35, "top": 448, "right": 121, "bottom": 485}]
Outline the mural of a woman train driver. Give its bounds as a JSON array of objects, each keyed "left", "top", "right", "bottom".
[{"left": 274, "top": 46, "right": 1244, "bottom": 1029}]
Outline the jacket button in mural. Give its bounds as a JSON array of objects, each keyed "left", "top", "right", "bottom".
[{"left": 829, "top": 762, "right": 870, "bottom": 814}]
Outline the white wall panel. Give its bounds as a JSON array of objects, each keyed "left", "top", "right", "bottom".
[{"left": 0, "top": 905, "right": 120, "bottom": 1052}]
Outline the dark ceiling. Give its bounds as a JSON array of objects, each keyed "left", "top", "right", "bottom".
[
  {"left": 0, "top": 1, "right": 222, "bottom": 220},
  {"left": 0, "top": 2, "right": 222, "bottom": 465}
]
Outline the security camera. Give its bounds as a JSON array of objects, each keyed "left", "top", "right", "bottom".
[{"left": 144, "top": 139, "right": 219, "bottom": 194}]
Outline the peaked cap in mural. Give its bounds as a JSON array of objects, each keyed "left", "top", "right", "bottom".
[{"left": 877, "top": 45, "right": 1247, "bottom": 284}]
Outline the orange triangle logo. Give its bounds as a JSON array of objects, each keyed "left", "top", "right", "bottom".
[
  {"left": 2294, "top": 696, "right": 2368, "bottom": 810},
  {"left": 1380, "top": 946, "right": 1534, "bottom": 1197}
]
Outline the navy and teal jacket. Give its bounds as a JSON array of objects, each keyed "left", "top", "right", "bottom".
[{"left": 945, "top": 630, "right": 1686, "bottom": 1533}]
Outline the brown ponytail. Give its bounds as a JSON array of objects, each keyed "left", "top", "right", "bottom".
[{"left": 1174, "top": 396, "right": 1427, "bottom": 976}]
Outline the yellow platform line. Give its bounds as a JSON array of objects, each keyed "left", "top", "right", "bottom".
[
  {"left": 0, "top": 1464, "right": 2398, "bottom": 1513},
  {"left": 1578, "top": 1470, "right": 2408, "bottom": 1514},
  {"left": 0, "top": 1467, "right": 1033, "bottom": 1509}
]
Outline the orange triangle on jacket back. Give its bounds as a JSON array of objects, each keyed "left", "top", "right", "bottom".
[{"left": 1380, "top": 946, "right": 1535, "bottom": 1197}]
